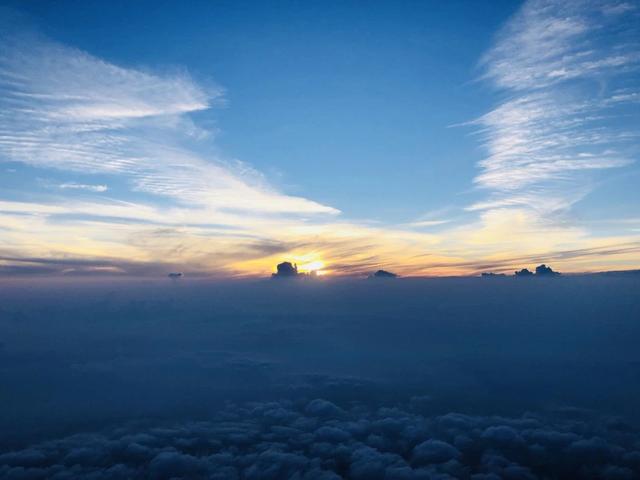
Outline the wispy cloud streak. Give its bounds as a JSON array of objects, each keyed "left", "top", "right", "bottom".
[
  {"left": 58, "top": 182, "right": 108, "bottom": 193},
  {"left": 0, "top": 7, "right": 638, "bottom": 277},
  {"left": 0, "top": 29, "right": 337, "bottom": 215},
  {"left": 472, "top": 0, "right": 640, "bottom": 213}
]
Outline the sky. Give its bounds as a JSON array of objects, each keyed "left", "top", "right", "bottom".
[{"left": 0, "top": 0, "right": 639, "bottom": 277}]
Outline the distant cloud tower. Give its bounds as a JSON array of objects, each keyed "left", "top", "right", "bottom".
[
  {"left": 515, "top": 268, "right": 533, "bottom": 277},
  {"left": 515, "top": 265, "right": 560, "bottom": 277},
  {"left": 369, "top": 269, "right": 397, "bottom": 279},
  {"left": 535, "top": 264, "right": 559, "bottom": 276},
  {"left": 272, "top": 262, "right": 298, "bottom": 278}
]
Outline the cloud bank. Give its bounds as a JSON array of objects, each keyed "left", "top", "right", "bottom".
[
  {"left": 1, "top": 275, "right": 639, "bottom": 477},
  {"left": 2, "top": 399, "right": 639, "bottom": 480}
]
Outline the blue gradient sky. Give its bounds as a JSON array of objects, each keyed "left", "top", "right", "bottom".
[{"left": 0, "top": 0, "right": 639, "bottom": 276}]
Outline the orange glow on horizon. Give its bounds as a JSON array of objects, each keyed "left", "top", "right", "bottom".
[{"left": 297, "top": 260, "right": 325, "bottom": 273}]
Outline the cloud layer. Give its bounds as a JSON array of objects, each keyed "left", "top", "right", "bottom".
[
  {"left": 1, "top": 275, "right": 639, "bottom": 478},
  {"left": 2, "top": 398, "right": 639, "bottom": 479}
]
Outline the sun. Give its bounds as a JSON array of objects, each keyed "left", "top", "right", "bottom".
[{"left": 297, "top": 260, "right": 325, "bottom": 275}]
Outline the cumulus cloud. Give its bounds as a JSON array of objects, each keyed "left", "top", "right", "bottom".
[
  {"left": 306, "top": 399, "right": 345, "bottom": 418},
  {"left": 412, "top": 440, "right": 461, "bottom": 465},
  {"left": 1, "top": 398, "right": 639, "bottom": 479},
  {"left": 0, "top": 276, "right": 639, "bottom": 477}
]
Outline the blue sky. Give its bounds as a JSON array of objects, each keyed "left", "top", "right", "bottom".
[
  {"left": 0, "top": 0, "right": 639, "bottom": 276},
  {"left": 6, "top": 0, "right": 517, "bottom": 221}
]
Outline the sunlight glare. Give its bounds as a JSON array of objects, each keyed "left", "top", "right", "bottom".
[{"left": 297, "top": 260, "right": 325, "bottom": 273}]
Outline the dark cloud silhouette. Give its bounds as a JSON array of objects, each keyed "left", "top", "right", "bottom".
[
  {"left": 515, "top": 268, "right": 533, "bottom": 277},
  {"left": 370, "top": 270, "right": 397, "bottom": 279},
  {"left": 535, "top": 264, "right": 559, "bottom": 276},
  {"left": 272, "top": 261, "right": 299, "bottom": 278},
  {"left": 410, "top": 241, "right": 640, "bottom": 276},
  {"left": 514, "top": 265, "right": 560, "bottom": 277}
]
